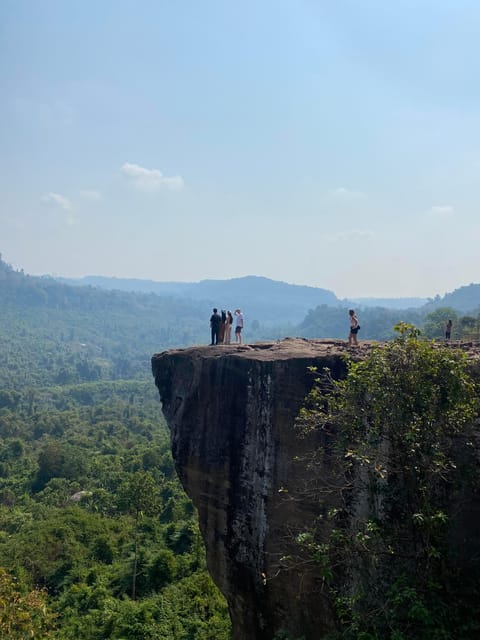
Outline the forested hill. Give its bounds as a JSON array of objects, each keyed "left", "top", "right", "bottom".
[
  {"left": 422, "top": 283, "right": 480, "bottom": 313},
  {"left": 0, "top": 254, "right": 232, "bottom": 638},
  {"left": 2, "top": 253, "right": 479, "bottom": 637},
  {"left": 56, "top": 269, "right": 480, "bottom": 323},
  {"left": 0, "top": 257, "right": 208, "bottom": 386},
  {"left": 57, "top": 274, "right": 339, "bottom": 325},
  {"left": 4, "top": 254, "right": 480, "bottom": 358},
  {"left": 344, "top": 296, "right": 429, "bottom": 309}
]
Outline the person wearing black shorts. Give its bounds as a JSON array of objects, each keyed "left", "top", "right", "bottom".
[{"left": 348, "top": 309, "right": 360, "bottom": 347}]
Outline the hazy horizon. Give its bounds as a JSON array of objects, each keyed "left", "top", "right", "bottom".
[
  {"left": 2, "top": 2, "right": 480, "bottom": 298},
  {"left": 3, "top": 254, "right": 472, "bottom": 302}
]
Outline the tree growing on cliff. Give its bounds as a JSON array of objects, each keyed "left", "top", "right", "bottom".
[{"left": 295, "top": 323, "right": 480, "bottom": 639}]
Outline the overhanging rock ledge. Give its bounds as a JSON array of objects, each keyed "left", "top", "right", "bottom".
[
  {"left": 151, "top": 338, "right": 368, "bottom": 640},
  {"left": 151, "top": 338, "right": 480, "bottom": 640}
]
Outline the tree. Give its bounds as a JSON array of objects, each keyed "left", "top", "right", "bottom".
[
  {"left": 458, "top": 313, "right": 480, "bottom": 340},
  {"left": 422, "top": 307, "right": 458, "bottom": 339},
  {"left": 34, "top": 442, "right": 66, "bottom": 490},
  {"left": 0, "top": 568, "right": 56, "bottom": 638},
  {"left": 296, "top": 324, "right": 480, "bottom": 638},
  {"left": 117, "top": 472, "right": 160, "bottom": 599},
  {"left": 33, "top": 441, "right": 86, "bottom": 491},
  {"left": 0, "top": 390, "right": 21, "bottom": 410},
  {"left": 147, "top": 549, "right": 176, "bottom": 591}
]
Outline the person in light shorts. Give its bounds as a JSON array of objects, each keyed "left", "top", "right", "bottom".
[{"left": 234, "top": 309, "right": 244, "bottom": 344}]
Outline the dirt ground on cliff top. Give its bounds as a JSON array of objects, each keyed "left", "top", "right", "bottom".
[{"left": 153, "top": 337, "right": 480, "bottom": 363}]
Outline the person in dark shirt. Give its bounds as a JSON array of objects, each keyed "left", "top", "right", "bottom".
[
  {"left": 210, "top": 308, "right": 221, "bottom": 345},
  {"left": 445, "top": 319, "right": 453, "bottom": 341}
]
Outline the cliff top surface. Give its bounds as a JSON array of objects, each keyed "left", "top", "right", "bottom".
[
  {"left": 152, "top": 337, "right": 480, "bottom": 364},
  {"left": 152, "top": 338, "right": 368, "bottom": 363}
]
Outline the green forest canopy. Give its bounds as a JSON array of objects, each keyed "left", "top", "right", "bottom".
[
  {"left": 0, "top": 258, "right": 232, "bottom": 639},
  {"left": 1, "top": 256, "right": 480, "bottom": 638}
]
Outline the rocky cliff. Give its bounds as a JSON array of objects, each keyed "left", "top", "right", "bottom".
[
  {"left": 152, "top": 339, "right": 370, "bottom": 639},
  {"left": 151, "top": 338, "right": 480, "bottom": 640}
]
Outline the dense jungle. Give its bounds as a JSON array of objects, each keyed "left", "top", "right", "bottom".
[{"left": 1, "top": 256, "right": 480, "bottom": 638}]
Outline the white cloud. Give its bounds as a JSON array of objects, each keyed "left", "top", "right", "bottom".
[
  {"left": 40, "top": 192, "right": 76, "bottom": 225},
  {"left": 329, "top": 187, "right": 365, "bottom": 199},
  {"left": 80, "top": 190, "right": 102, "bottom": 200},
  {"left": 428, "top": 205, "right": 455, "bottom": 218},
  {"left": 121, "top": 162, "right": 184, "bottom": 191},
  {"left": 41, "top": 192, "right": 73, "bottom": 211}
]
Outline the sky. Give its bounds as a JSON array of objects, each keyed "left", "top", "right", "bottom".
[{"left": 1, "top": 0, "right": 479, "bottom": 298}]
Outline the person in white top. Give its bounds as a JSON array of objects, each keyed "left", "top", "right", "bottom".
[{"left": 234, "top": 309, "right": 244, "bottom": 344}]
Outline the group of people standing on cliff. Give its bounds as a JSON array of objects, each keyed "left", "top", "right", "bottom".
[
  {"left": 209, "top": 307, "right": 358, "bottom": 346},
  {"left": 210, "top": 307, "right": 358, "bottom": 347},
  {"left": 207, "top": 308, "right": 458, "bottom": 348},
  {"left": 210, "top": 308, "right": 244, "bottom": 345}
]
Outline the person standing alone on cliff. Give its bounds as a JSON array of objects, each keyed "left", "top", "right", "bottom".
[
  {"left": 348, "top": 309, "right": 360, "bottom": 347},
  {"left": 445, "top": 319, "right": 453, "bottom": 341},
  {"left": 234, "top": 309, "right": 244, "bottom": 344},
  {"left": 210, "top": 308, "right": 221, "bottom": 345}
]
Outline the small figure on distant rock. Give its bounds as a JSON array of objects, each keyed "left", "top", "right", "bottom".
[
  {"left": 224, "top": 310, "right": 233, "bottom": 344},
  {"left": 348, "top": 309, "right": 360, "bottom": 347},
  {"left": 218, "top": 310, "right": 227, "bottom": 344},
  {"left": 445, "top": 319, "right": 453, "bottom": 341},
  {"left": 234, "top": 309, "right": 244, "bottom": 344},
  {"left": 210, "top": 308, "right": 221, "bottom": 345}
]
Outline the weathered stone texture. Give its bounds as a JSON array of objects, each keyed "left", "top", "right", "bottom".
[
  {"left": 153, "top": 339, "right": 362, "bottom": 638},
  {"left": 152, "top": 338, "right": 480, "bottom": 640}
]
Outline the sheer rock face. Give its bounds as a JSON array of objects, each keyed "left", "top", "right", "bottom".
[
  {"left": 152, "top": 338, "right": 366, "bottom": 640},
  {"left": 152, "top": 338, "right": 480, "bottom": 639}
]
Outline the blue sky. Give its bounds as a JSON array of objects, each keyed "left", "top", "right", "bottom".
[{"left": 1, "top": 0, "right": 479, "bottom": 297}]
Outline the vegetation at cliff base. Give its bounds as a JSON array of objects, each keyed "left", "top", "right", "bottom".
[
  {"left": 0, "top": 257, "right": 231, "bottom": 638},
  {"left": 296, "top": 324, "right": 480, "bottom": 639},
  {"left": 2, "top": 255, "right": 480, "bottom": 639},
  {"left": 0, "top": 380, "right": 231, "bottom": 638}
]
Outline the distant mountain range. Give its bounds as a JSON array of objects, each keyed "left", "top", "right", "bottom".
[
  {"left": 344, "top": 297, "right": 429, "bottom": 309},
  {"left": 1, "top": 255, "right": 479, "bottom": 352},
  {"left": 57, "top": 274, "right": 480, "bottom": 321},
  {"left": 57, "top": 275, "right": 339, "bottom": 325}
]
